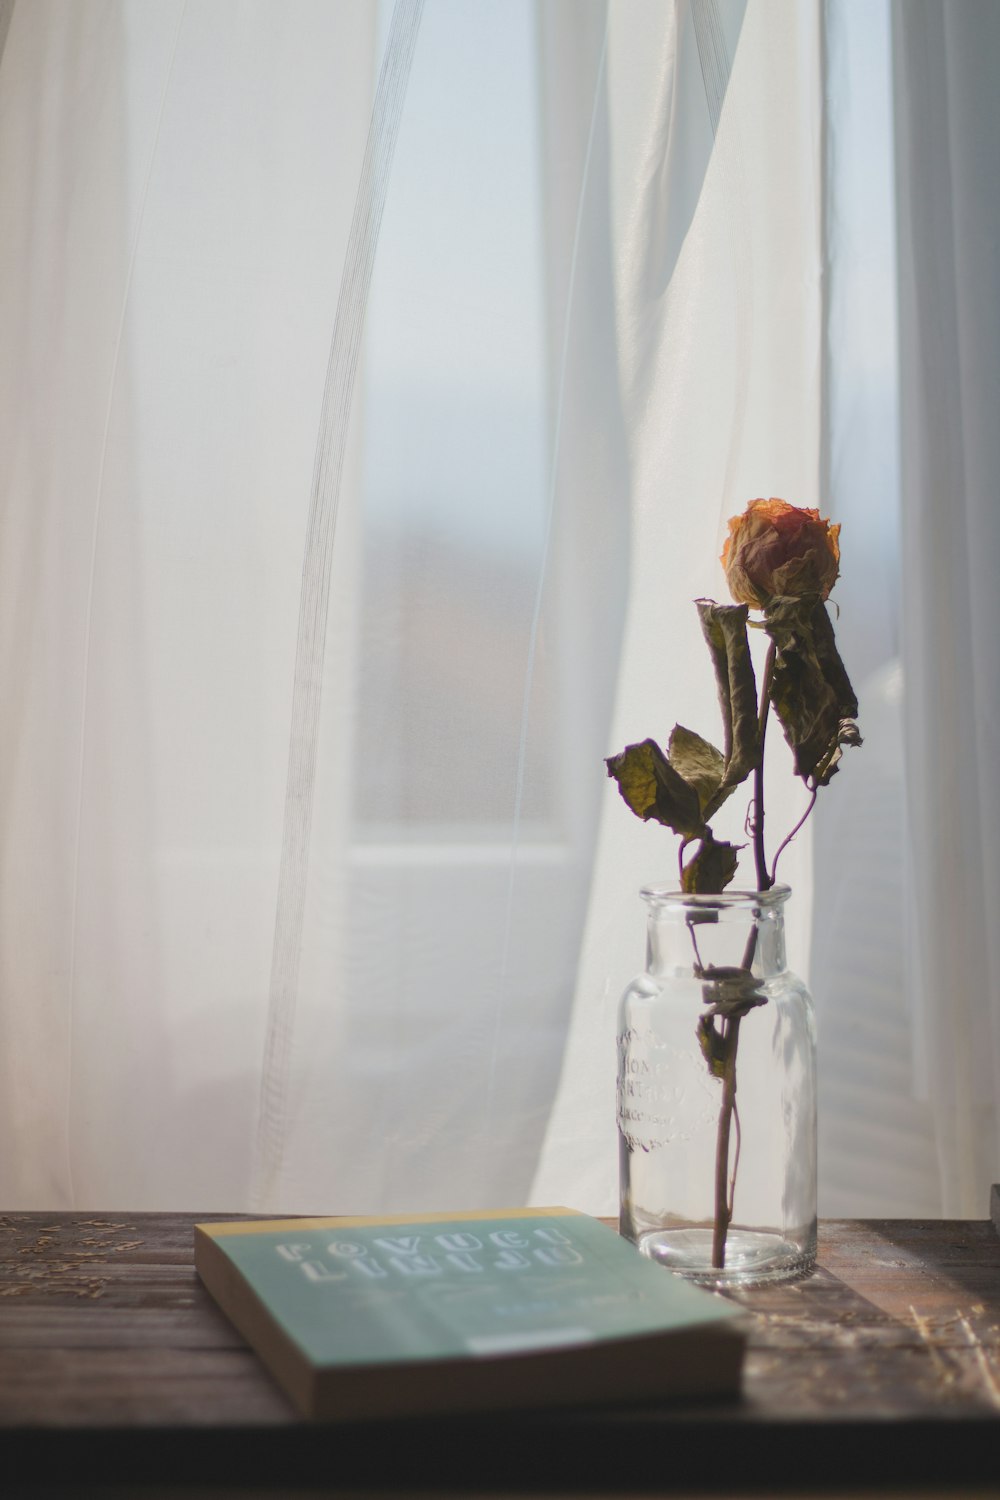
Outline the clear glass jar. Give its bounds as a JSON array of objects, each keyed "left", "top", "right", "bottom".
[{"left": 617, "top": 884, "right": 816, "bottom": 1288}]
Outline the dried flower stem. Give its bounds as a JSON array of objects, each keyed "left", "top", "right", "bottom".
[
  {"left": 711, "top": 1017, "right": 742, "bottom": 1266},
  {"left": 710, "top": 643, "right": 776, "bottom": 1269}
]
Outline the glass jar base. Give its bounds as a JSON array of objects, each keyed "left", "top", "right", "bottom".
[{"left": 635, "top": 1227, "right": 815, "bottom": 1289}]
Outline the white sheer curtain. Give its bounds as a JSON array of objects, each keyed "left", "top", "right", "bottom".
[
  {"left": 0, "top": 0, "right": 996, "bottom": 1219},
  {"left": 0, "top": 0, "right": 627, "bottom": 1212},
  {"left": 893, "top": 0, "right": 1000, "bottom": 1216}
]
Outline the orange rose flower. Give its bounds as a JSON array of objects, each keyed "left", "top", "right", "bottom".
[{"left": 721, "top": 498, "right": 840, "bottom": 609}]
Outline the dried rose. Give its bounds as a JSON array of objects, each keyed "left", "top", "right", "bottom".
[{"left": 721, "top": 498, "right": 840, "bottom": 609}]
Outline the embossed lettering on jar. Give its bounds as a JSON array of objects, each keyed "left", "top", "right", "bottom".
[{"left": 617, "top": 885, "right": 817, "bottom": 1289}]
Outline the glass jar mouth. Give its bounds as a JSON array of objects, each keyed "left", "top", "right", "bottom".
[{"left": 639, "top": 883, "right": 791, "bottom": 912}]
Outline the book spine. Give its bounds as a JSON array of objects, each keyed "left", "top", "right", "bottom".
[{"left": 194, "top": 1228, "right": 315, "bottom": 1416}]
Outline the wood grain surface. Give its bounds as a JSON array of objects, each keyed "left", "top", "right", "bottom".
[{"left": 1, "top": 1212, "right": 998, "bottom": 1492}]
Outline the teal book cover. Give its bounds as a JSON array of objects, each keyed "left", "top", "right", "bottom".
[{"left": 195, "top": 1208, "right": 745, "bottom": 1420}]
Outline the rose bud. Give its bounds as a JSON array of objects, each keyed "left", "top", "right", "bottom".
[{"left": 721, "top": 497, "right": 841, "bottom": 609}]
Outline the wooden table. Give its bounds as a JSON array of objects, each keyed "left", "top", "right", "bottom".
[{"left": 1, "top": 1212, "right": 999, "bottom": 1494}]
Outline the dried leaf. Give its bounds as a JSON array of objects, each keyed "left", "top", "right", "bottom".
[
  {"left": 763, "top": 596, "right": 861, "bottom": 785},
  {"left": 695, "top": 601, "right": 760, "bottom": 811},
  {"left": 605, "top": 738, "right": 705, "bottom": 838},
  {"left": 697, "top": 965, "right": 768, "bottom": 1019},
  {"left": 681, "top": 833, "right": 741, "bottom": 893},
  {"left": 667, "top": 725, "right": 725, "bottom": 816},
  {"left": 697, "top": 1016, "right": 729, "bottom": 1079}
]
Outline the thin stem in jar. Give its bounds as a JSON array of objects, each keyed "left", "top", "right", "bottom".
[
  {"left": 686, "top": 914, "right": 707, "bottom": 973},
  {"left": 711, "top": 1016, "right": 741, "bottom": 1266}
]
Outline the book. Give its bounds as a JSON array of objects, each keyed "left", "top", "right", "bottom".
[{"left": 194, "top": 1207, "right": 745, "bottom": 1421}]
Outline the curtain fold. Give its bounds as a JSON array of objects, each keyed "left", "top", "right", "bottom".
[
  {"left": 253, "top": 0, "right": 425, "bottom": 1210},
  {"left": 810, "top": 0, "right": 940, "bottom": 1217},
  {"left": 892, "top": 0, "right": 1000, "bottom": 1215},
  {"left": 263, "top": 0, "right": 628, "bottom": 1213},
  {"left": 533, "top": 0, "right": 821, "bottom": 1210}
]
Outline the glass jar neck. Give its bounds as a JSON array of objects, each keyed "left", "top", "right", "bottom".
[{"left": 642, "top": 889, "right": 788, "bottom": 978}]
